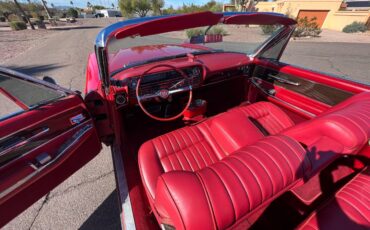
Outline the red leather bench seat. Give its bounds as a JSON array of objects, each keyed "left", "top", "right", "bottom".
[
  {"left": 284, "top": 92, "right": 370, "bottom": 177},
  {"left": 139, "top": 102, "right": 295, "bottom": 204},
  {"left": 154, "top": 135, "right": 307, "bottom": 229},
  {"left": 139, "top": 102, "right": 299, "bottom": 229},
  {"left": 298, "top": 167, "right": 370, "bottom": 230},
  {"left": 138, "top": 92, "right": 370, "bottom": 229}
]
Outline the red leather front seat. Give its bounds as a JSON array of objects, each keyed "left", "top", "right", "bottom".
[
  {"left": 138, "top": 102, "right": 304, "bottom": 229},
  {"left": 139, "top": 102, "right": 295, "bottom": 207},
  {"left": 144, "top": 135, "right": 307, "bottom": 229}
]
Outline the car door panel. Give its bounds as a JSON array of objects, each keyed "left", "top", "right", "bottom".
[
  {"left": 0, "top": 78, "right": 102, "bottom": 226},
  {"left": 251, "top": 59, "right": 370, "bottom": 116}
]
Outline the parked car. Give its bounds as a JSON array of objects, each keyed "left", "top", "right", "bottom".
[
  {"left": 0, "top": 12, "right": 369, "bottom": 230},
  {"left": 94, "top": 13, "right": 105, "bottom": 18}
]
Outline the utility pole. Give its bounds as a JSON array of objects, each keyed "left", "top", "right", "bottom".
[
  {"left": 40, "top": 0, "right": 52, "bottom": 19},
  {"left": 13, "top": 0, "right": 35, "bottom": 29}
]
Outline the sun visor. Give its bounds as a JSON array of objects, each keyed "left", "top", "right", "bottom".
[{"left": 114, "top": 11, "right": 223, "bottom": 39}]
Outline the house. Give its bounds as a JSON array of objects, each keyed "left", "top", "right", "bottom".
[
  {"left": 224, "top": 0, "right": 370, "bottom": 31},
  {"left": 346, "top": 0, "right": 370, "bottom": 10}
]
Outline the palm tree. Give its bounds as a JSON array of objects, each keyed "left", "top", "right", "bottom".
[
  {"left": 70, "top": 1, "right": 73, "bottom": 6},
  {"left": 87, "top": 1, "right": 92, "bottom": 8},
  {"left": 111, "top": 3, "right": 114, "bottom": 8},
  {"left": 13, "top": 0, "right": 35, "bottom": 29},
  {"left": 50, "top": 3, "right": 54, "bottom": 8},
  {"left": 40, "top": 0, "right": 51, "bottom": 19}
]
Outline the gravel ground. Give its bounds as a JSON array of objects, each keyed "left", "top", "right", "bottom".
[{"left": 0, "top": 29, "right": 60, "bottom": 63}]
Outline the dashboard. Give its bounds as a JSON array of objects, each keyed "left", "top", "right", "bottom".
[{"left": 109, "top": 52, "right": 252, "bottom": 106}]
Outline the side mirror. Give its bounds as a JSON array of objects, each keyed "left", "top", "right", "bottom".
[{"left": 43, "top": 76, "right": 57, "bottom": 85}]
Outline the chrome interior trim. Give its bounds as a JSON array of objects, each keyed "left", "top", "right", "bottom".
[
  {"left": 0, "top": 124, "right": 93, "bottom": 199},
  {"left": 0, "top": 120, "right": 90, "bottom": 170},
  {"left": 0, "top": 127, "right": 50, "bottom": 158},
  {"left": 250, "top": 77, "right": 316, "bottom": 118},
  {"left": 111, "top": 143, "right": 135, "bottom": 230},
  {"left": 267, "top": 74, "right": 301, "bottom": 86}
]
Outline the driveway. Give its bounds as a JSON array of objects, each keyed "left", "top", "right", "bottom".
[{"left": 2, "top": 21, "right": 370, "bottom": 229}]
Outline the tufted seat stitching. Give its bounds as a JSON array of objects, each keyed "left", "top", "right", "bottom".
[
  {"left": 154, "top": 135, "right": 307, "bottom": 230},
  {"left": 298, "top": 167, "right": 370, "bottom": 230}
]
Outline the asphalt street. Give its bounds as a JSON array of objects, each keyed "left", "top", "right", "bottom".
[{"left": 2, "top": 18, "right": 370, "bottom": 230}]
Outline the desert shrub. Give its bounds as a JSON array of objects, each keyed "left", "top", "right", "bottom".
[
  {"left": 9, "top": 21, "right": 27, "bottom": 30},
  {"left": 186, "top": 26, "right": 228, "bottom": 38},
  {"left": 342, "top": 21, "right": 367, "bottom": 33},
  {"left": 0, "top": 16, "right": 5, "bottom": 22},
  {"left": 293, "top": 16, "right": 322, "bottom": 37},
  {"left": 67, "top": 8, "right": 78, "bottom": 18},
  {"left": 260, "top": 25, "right": 279, "bottom": 35},
  {"left": 8, "top": 14, "right": 21, "bottom": 22},
  {"left": 186, "top": 28, "right": 204, "bottom": 38},
  {"left": 208, "top": 26, "right": 228, "bottom": 36}
]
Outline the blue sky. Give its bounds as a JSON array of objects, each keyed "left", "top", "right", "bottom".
[{"left": 43, "top": 0, "right": 229, "bottom": 8}]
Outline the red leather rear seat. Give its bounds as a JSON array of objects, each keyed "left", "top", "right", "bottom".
[
  {"left": 154, "top": 135, "right": 307, "bottom": 229},
  {"left": 284, "top": 92, "right": 370, "bottom": 178},
  {"left": 298, "top": 167, "right": 370, "bottom": 230}
]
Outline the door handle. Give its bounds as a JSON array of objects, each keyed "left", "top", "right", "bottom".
[{"left": 268, "top": 74, "right": 301, "bottom": 86}]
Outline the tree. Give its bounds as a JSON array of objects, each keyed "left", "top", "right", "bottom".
[
  {"left": 87, "top": 1, "right": 92, "bottom": 8},
  {"left": 92, "top": 5, "right": 106, "bottom": 10},
  {"left": 119, "top": 0, "right": 151, "bottom": 17},
  {"left": 13, "top": 0, "right": 35, "bottom": 29},
  {"left": 151, "top": 0, "right": 164, "bottom": 15},
  {"left": 111, "top": 3, "right": 115, "bottom": 8},
  {"left": 70, "top": 1, "right": 73, "bottom": 6},
  {"left": 67, "top": 7, "right": 78, "bottom": 17},
  {"left": 40, "top": 0, "right": 51, "bottom": 19}
]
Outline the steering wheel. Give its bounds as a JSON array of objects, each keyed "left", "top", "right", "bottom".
[{"left": 136, "top": 64, "right": 193, "bottom": 121}]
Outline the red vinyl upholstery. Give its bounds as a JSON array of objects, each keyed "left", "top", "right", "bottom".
[
  {"left": 298, "top": 167, "right": 370, "bottom": 230},
  {"left": 154, "top": 135, "right": 307, "bottom": 230},
  {"left": 139, "top": 102, "right": 293, "bottom": 203},
  {"left": 229, "top": 101, "right": 295, "bottom": 135},
  {"left": 138, "top": 94, "right": 370, "bottom": 229},
  {"left": 138, "top": 101, "right": 298, "bottom": 228},
  {"left": 284, "top": 92, "right": 370, "bottom": 177}
]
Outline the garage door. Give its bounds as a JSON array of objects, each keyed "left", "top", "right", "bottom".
[{"left": 297, "top": 10, "right": 329, "bottom": 28}]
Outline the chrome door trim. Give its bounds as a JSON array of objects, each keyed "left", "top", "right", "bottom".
[
  {"left": 0, "top": 127, "right": 50, "bottom": 158},
  {"left": 0, "top": 123, "right": 93, "bottom": 199},
  {"left": 267, "top": 74, "right": 301, "bottom": 86},
  {"left": 250, "top": 77, "right": 316, "bottom": 118},
  {"left": 111, "top": 143, "right": 135, "bottom": 230}
]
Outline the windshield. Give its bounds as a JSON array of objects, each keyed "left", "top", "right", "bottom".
[{"left": 106, "top": 23, "right": 283, "bottom": 76}]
